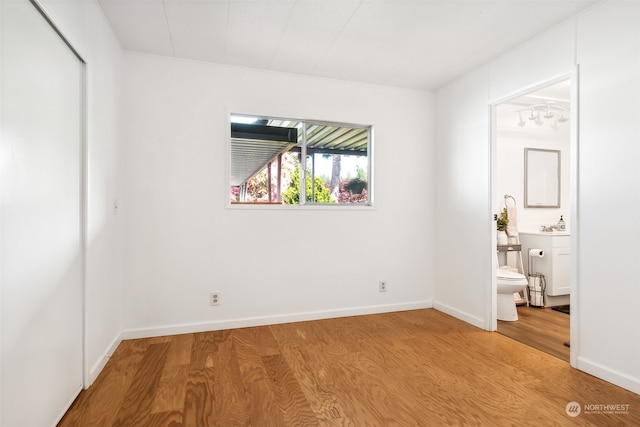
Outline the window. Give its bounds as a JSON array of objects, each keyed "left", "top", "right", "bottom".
[{"left": 230, "top": 114, "right": 371, "bottom": 206}]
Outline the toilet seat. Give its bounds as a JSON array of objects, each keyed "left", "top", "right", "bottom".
[{"left": 497, "top": 269, "right": 526, "bottom": 281}]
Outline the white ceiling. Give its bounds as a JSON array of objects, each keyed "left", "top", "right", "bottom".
[{"left": 97, "top": 0, "right": 597, "bottom": 90}]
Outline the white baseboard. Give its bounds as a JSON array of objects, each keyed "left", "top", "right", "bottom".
[
  {"left": 121, "top": 300, "right": 433, "bottom": 340},
  {"left": 433, "top": 301, "right": 486, "bottom": 330},
  {"left": 86, "top": 332, "right": 122, "bottom": 387},
  {"left": 577, "top": 356, "right": 640, "bottom": 395},
  {"left": 53, "top": 384, "right": 83, "bottom": 427}
]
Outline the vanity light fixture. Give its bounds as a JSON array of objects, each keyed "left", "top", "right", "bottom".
[
  {"left": 516, "top": 101, "right": 569, "bottom": 129},
  {"left": 535, "top": 112, "right": 544, "bottom": 126},
  {"left": 543, "top": 105, "right": 555, "bottom": 119}
]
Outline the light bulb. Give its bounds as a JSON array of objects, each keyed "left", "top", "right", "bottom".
[{"left": 535, "top": 112, "right": 543, "bottom": 126}]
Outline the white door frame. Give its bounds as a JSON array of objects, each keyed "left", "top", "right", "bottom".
[{"left": 488, "top": 68, "right": 579, "bottom": 368}]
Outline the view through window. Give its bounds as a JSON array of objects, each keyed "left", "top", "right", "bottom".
[{"left": 230, "top": 114, "right": 371, "bottom": 205}]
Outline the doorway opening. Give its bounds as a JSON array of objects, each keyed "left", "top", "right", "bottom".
[{"left": 491, "top": 76, "right": 575, "bottom": 363}]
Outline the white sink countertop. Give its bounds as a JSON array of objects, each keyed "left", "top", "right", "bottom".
[{"left": 519, "top": 230, "right": 570, "bottom": 236}]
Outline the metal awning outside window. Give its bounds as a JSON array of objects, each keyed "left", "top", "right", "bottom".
[{"left": 230, "top": 118, "right": 368, "bottom": 188}]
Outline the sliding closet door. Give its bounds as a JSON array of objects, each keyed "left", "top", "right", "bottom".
[{"left": 1, "top": 0, "right": 84, "bottom": 425}]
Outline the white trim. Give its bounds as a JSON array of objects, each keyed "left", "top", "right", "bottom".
[
  {"left": 225, "top": 110, "right": 374, "bottom": 208},
  {"left": 487, "top": 69, "right": 577, "bottom": 339},
  {"left": 300, "top": 121, "right": 307, "bottom": 204},
  {"left": 488, "top": 72, "right": 575, "bottom": 107},
  {"left": 29, "top": 0, "right": 85, "bottom": 62},
  {"left": 433, "top": 301, "right": 486, "bottom": 330},
  {"left": 577, "top": 357, "right": 640, "bottom": 395},
  {"left": 568, "top": 67, "right": 580, "bottom": 369},
  {"left": 80, "top": 60, "right": 89, "bottom": 389},
  {"left": 226, "top": 203, "right": 376, "bottom": 212},
  {"left": 488, "top": 102, "right": 498, "bottom": 332},
  {"left": 368, "top": 126, "right": 375, "bottom": 206},
  {"left": 52, "top": 384, "right": 83, "bottom": 427},
  {"left": 87, "top": 333, "right": 122, "bottom": 386},
  {"left": 0, "top": 4, "right": 4, "bottom": 423},
  {"left": 121, "top": 301, "right": 433, "bottom": 340}
]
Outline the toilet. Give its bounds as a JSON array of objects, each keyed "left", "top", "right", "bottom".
[{"left": 497, "top": 269, "right": 528, "bottom": 321}]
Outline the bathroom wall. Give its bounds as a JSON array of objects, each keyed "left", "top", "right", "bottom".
[
  {"left": 435, "top": 0, "right": 640, "bottom": 394},
  {"left": 121, "top": 53, "right": 435, "bottom": 337},
  {"left": 496, "top": 102, "right": 571, "bottom": 232}
]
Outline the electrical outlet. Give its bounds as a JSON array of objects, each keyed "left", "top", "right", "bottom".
[
  {"left": 379, "top": 280, "right": 387, "bottom": 292},
  {"left": 210, "top": 291, "right": 220, "bottom": 306}
]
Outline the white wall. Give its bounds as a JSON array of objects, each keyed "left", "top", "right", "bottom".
[
  {"left": 433, "top": 65, "right": 492, "bottom": 328},
  {"left": 1, "top": 2, "right": 85, "bottom": 425},
  {"left": 435, "top": 18, "right": 575, "bottom": 328},
  {"left": 435, "top": 1, "right": 640, "bottom": 394},
  {"left": 121, "top": 54, "right": 435, "bottom": 337},
  {"left": 496, "top": 102, "right": 571, "bottom": 231},
  {"left": 36, "top": 0, "right": 125, "bottom": 385},
  {"left": 1, "top": 0, "right": 124, "bottom": 424},
  {"left": 575, "top": 0, "right": 640, "bottom": 394}
]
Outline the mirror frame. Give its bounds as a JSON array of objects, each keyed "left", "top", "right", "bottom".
[{"left": 524, "top": 148, "right": 561, "bottom": 208}]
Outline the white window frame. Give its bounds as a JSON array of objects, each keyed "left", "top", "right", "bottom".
[{"left": 228, "top": 114, "right": 373, "bottom": 208}]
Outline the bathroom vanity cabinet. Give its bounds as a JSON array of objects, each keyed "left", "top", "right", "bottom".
[{"left": 519, "top": 232, "right": 570, "bottom": 300}]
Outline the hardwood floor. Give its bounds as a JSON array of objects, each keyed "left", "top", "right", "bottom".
[
  {"left": 59, "top": 309, "right": 640, "bottom": 426},
  {"left": 498, "top": 305, "right": 570, "bottom": 362}
]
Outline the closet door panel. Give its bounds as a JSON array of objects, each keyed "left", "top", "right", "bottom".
[{"left": 1, "top": 0, "right": 84, "bottom": 425}]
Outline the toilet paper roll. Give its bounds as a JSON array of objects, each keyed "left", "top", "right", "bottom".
[
  {"left": 528, "top": 248, "right": 544, "bottom": 258},
  {"left": 528, "top": 276, "right": 542, "bottom": 289},
  {"left": 531, "top": 293, "right": 544, "bottom": 307}
]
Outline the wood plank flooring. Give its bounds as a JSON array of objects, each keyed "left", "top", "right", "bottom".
[
  {"left": 59, "top": 309, "right": 640, "bottom": 426},
  {"left": 498, "top": 305, "right": 570, "bottom": 361}
]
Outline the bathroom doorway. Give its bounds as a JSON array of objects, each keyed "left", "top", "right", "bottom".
[{"left": 491, "top": 76, "right": 575, "bottom": 363}]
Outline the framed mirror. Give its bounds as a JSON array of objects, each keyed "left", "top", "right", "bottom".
[{"left": 524, "top": 148, "right": 560, "bottom": 208}]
